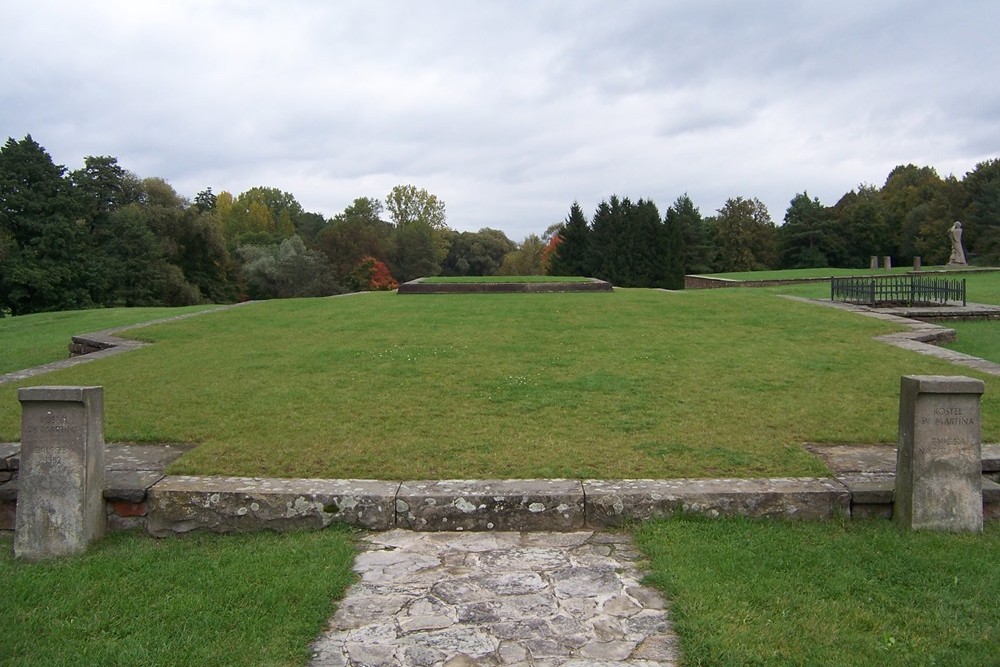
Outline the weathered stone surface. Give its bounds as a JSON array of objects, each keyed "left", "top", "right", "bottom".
[
  {"left": 146, "top": 476, "right": 399, "bottom": 536},
  {"left": 584, "top": 477, "right": 850, "bottom": 526},
  {"left": 396, "top": 479, "right": 585, "bottom": 531},
  {"left": 895, "top": 375, "right": 984, "bottom": 532},
  {"left": 105, "top": 443, "right": 193, "bottom": 471},
  {"left": 837, "top": 473, "right": 895, "bottom": 504},
  {"left": 983, "top": 443, "right": 1000, "bottom": 473},
  {"left": 0, "top": 499, "right": 15, "bottom": 531},
  {"left": 14, "top": 386, "right": 105, "bottom": 560},
  {"left": 0, "top": 442, "right": 19, "bottom": 470},
  {"left": 104, "top": 470, "right": 164, "bottom": 503},
  {"left": 308, "top": 530, "right": 678, "bottom": 666},
  {"left": 805, "top": 443, "right": 897, "bottom": 473}
]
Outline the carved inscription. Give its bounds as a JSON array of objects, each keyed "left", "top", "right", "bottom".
[
  {"left": 23, "top": 411, "right": 80, "bottom": 442},
  {"left": 919, "top": 407, "right": 976, "bottom": 428}
]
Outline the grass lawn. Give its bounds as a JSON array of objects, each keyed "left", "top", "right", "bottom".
[
  {"left": 0, "top": 288, "right": 995, "bottom": 480},
  {"left": 943, "top": 320, "right": 1000, "bottom": 363},
  {"left": 0, "top": 305, "right": 215, "bottom": 375},
  {"left": 419, "top": 275, "right": 593, "bottom": 283},
  {"left": 0, "top": 529, "right": 356, "bottom": 667},
  {"left": 636, "top": 517, "right": 1000, "bottom": 666}
]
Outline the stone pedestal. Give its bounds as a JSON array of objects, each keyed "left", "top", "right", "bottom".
[
  {"left": 913, "top": 256, "right": 921, "bottom": 271},
  {"left": 870, "top": 256, "right": 878, "bottom": 271},
  {"left": 883, "top": 256, "right": 892, "bottom": 271},
  {"left": 895, "top": 376, "right": 984, "bottom": 532},
  {"left": 14, "top": 386, "right": 105, "bottom": 559}
]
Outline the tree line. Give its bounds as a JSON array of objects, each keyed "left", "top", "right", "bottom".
[
  {"left": 550, "top": 161, "right": 1000, "bottom": 285},
  {"left": 2, "top": 134, "right": 998, "bottom": 314},
  {"left": 0, "top": 136, "right": 545, "bottom": 315}
]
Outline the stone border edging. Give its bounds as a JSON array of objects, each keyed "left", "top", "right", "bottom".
[
  {"left": 781, "top": 296, "right": 1000, "bottom": 377},
  {"left": 397, "top": 278, "right": 614, "bottom": 294},
  {"left": 143, "top": 475, "right": 852, "bottom": 535}
]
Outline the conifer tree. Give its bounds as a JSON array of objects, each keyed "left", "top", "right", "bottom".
[{"left": 548, "top": 201, "right": 591, "bottom": 276}]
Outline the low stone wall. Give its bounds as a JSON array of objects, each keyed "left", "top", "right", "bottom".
[
  {"left": 398, "top": 278, "right": 614, "bottom": 294},
  {"left": 684, "top": 275, "right": 835, "bottom": 289},
  {"left": 5, "top": 445, "right": 999, "bottom": 535}
]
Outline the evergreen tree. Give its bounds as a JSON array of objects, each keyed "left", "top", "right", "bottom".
[
  {"left": 662, "top": 204, "right": 686, "bottom": 289},
  {"left": 778, "top": 192, "right": 844, "bottom": 269},
  {"left": 964, "top": 158, "right": 1000, "bottom": 263},
  {"left": 548, "top": 202, "right": 590, "bottom": 276},
  {"left": 666, "top": 195, "right": 712, "bottom": 274}
]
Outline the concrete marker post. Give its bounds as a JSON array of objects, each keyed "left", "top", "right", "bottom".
[
  {"left": 895, "top": 375, "right": 984, "bottom": 532},
  {"left": 14, "top": 386, "right": 105, "bottom": 559}
]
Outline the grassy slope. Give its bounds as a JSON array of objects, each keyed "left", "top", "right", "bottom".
[
  {"left": 0, "top": 305, "right": 215, "bottom": 375},
  {"left": 637, "top": 517, "right": 1000, "bottom": 666},
  {"left": 0, "top": 289, "right": 995, "bottom": 480},
  {"left": 0, "top": 529, "right": 356, "bottom": 667}
]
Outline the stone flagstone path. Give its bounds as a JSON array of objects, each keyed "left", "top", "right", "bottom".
[{"left": 309, "top": 530, "right": 679, "bottom": 667}]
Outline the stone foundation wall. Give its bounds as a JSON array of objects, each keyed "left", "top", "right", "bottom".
[
  {"left": 4, "top": 442, "right": 998, "bottom": 535},
  {"left": 684, "top": 275, "right": 832, "bottom": 289},
  {"left": 397, "top": 278, "right": 614, "bottom": 294}
]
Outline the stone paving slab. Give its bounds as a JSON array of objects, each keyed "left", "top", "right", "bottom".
[
  {"left": 584, "top": 477, "right": 850, "bottom": 526},
  {"left": 396, "top": 480, "right": 585, "bottom": 531},
  {"left": 806, "top": 443, "right": 1000, "bottom": 475},
  {"left": 309, "top": 530, "right": 678, "bottom": 667},
  {"left": 146, "top": 476, "right": 400, "bottom": 535},
  {"left": 983, "top": 444, "right": 1000, "bottom": 473},
  {"left": 0, "top": 443, "right": 189, "bottom": 502}
]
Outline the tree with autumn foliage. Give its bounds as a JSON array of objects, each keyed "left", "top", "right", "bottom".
[{"left": 348, "top": 256, "right": 399, "bottom": 292}]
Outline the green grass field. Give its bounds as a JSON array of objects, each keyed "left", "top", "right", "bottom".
[
  {"left": 636, "top": 517, "right": 1000, "bottom": 666},
  {"left": 0, "top": 287, "right": 996, "bottom": 480},
  {"left": 0, "top": 529, "right": 356, "bottom": 667}
]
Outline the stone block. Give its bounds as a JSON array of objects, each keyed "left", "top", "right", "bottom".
[
  {"left": 0, "top": 500, "right": 14, "bottom": 531},
  {"left": 14, "top": 386, "right": 105, "bottom": 560},
  {"left": 584, "top": 478, "right": 850, "bottom": 527},
  {"left": 109, "top": 500, "right": 147, "bottom": 517},
  {"left": 105, "top": 443, "right": 193, "bottom": 471},
  {"left": 985, "top": 478, "right": 1000, "bottom": 522},
  {"left": 895, "top": 375, "right": 985, "bottom": 532},
  {"left": 0, "top": 442, "right": 19, "bottom": 470},
  {"left": 837, "top": 473, "right": 895, "bottom": 505},
  {"left": 146, "top": 476, "right": 398, "bottom": 536},
  {"left": 395, "top": 479, "right": 585, "bottom": 531},
  {"left": 983, "top": 444, "right": 1000, "bottom": 474},
  {"left": 0, "top": 480, "right": 15, "bottom": 502},
  {"left": 104, "top": 470, "right": 164, "bottom": 503}
]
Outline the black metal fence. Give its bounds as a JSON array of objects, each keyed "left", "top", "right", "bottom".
[{"left": 831, "top": 275, "right": 966, "bottom": 307}]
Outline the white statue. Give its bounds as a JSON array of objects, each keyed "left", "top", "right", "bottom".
[{"left": 948, "top": 221, "right": 967, "bottom": 265}]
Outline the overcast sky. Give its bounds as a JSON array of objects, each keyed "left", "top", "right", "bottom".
[{"left": 3, "top": 1, "right": 998, "bottom": 241}]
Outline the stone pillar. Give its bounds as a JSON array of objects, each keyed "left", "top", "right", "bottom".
[
  {"left": 913, "top": 256, "right": 921, "bottom": 272},
  {"left": 895, "top": 376, "right": 984, "bottom": 532},
  {"left": 870, "top": 256, "right": 878, "bottom": 271},
  {"left": 14, "top": 386, "right": 105, "bottom": 559},
  {"left": 883, "top": 256, "right": 892, "bottom": 271}
]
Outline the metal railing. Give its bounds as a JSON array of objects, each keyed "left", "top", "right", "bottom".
[{"left": 831, "top": 275, "right": 966, "bottom": 307}]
